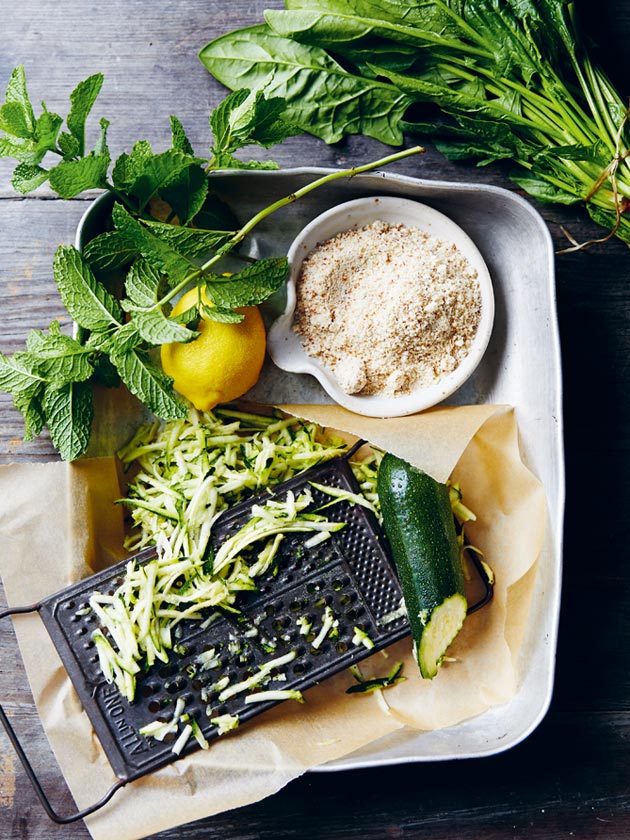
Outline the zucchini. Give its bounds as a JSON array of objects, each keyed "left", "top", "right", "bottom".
[{"left": 377, "top": 453, "right": 467, "bottom": 679}]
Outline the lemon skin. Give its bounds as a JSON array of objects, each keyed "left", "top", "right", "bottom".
[{"left": 161, "top": 289, "right": 266, "bottom": 411}]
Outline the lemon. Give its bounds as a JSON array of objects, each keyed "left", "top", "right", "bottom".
[{"left": 161, "top": 288, "right": 266, "bottom": 411}]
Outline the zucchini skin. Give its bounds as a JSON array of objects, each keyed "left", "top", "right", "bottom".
[{"left": 377, "top": 453, "right": 467, "bottom": 678}]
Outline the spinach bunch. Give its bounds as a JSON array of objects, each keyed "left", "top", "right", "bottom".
[
  {"left": 200, "top": 0, "right": 630, "bottom": 245},
  {"left": 0, "top": 67, "right": 421, "bottom": 459}
]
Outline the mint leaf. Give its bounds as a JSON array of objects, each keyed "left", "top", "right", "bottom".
[
  {"left": 123, "top": 259, "right": 198, "bottom": 345},
  {"left": 0, "top": 352, "right": 47, "bottom": 446},
  {"left": 42, "top": 380, "right": 93, "bottom": 460},
  {"left": 208, "top": 152, "right": 279, "bottom": 171},
  {"left": 160, "top": 163, "right": 209, "bottom": 226},
  {"left": 133, "top": 308, "right": 198, "bottom": 345},
  {"left": 109, "top": 347, "right": 188, "bottom": 419},
  {"left": 0, "top": 352, "right": 45, "bottom": 401},
  {"left": 209, "top": 88, "right": 297, "bottom": 162},
  {"left": 0, "top": 323, "right": 95, "bottom": 450},
  {"left": 210, "top": 88, "right": 250, "bottom": 152},
  {"left": 83, "top": 230, "right": 138, "bottom": 272},
  {"left": 85, "top": 321, "right": 141, "bottom": 355},
  {"left": 0, "top": 136, "right": 35, "bottom": 163},
  {"left": 67, "top": 73, "right": 104, "bottom": 156},
  {"left": 205, "top": 257, "right": 288, "bottom": 308},
  {"left": 95, "top": 117, "right": 110, "bottom": 157},
  {"left": 58, "top": 131, "right": 80, "bottom": 158},
  {"left": 35, "top": 109, "right": 63, "bottom": 153},
  {"left": 48, "top": 152, "right": 110, "bottom": 198},
  {"left": 53, "top": 245, "right": 123, "bottom": 330},
  {"left": 0, "top": 101, "right": 33, "bottom": 139},
  {"left": 4, "top": 66, "right": 35, "bottom": 135},
  {"left": 18, "top": 324, "right": 94, "bottom": 385},
  {"left": 143, "top": 220, "right": 232, "bottom": 258},
  {"left": 111, "top": 140, "right": 153, "bottom": 191},
  {"left": 18, "top": 391, "right": 45, "bottom": 442},
  {"left": 193, "top": 193, "right": 239, "bottom": 231},
  {"left": 113, "top": 143, "right": 203, "bottom": 211},
  {"left": 200, "top": 303, "right": 244, "bottom": 324},
  {"left": 124, "top": 259, "right": 164, "bottom": 308},
  {"left": 111, "top": 203, "right": 195, "bottom": 284},
  {"left": 170, "top": 115, "right": 194, "bottom": 155},
  {"left": 11, "top": 163, "right": 49, "bottom": 193}
]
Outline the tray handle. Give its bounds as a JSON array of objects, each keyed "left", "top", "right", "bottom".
[{"left": 0, "top": 604, "right": 127, "bottom": 824}]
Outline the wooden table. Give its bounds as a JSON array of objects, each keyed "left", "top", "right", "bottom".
[{"left": 1, "top": 2, "right": 628, "bottom": 838}]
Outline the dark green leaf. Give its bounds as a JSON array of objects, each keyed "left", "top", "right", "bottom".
[
  {"left": 537, "top": 141, "right": 607, "bottom": 165},
  {"left": 170, "top": 115, "right": 195, "bottom": 155},
  {"left": 199, "top": 24, "right": 412, "bottom": 145},
  {"left": 193, "top": 193, "right": 240, "bottom": 231},
  {"left": 109, "top": 347, "right": 189, "bottom": 419},
  {"left": 112, "top": 144, "right": 203, "bottom": 211},
  {"left": 509, "top": 171, "right": 581, "bottom": 204},
  {"left": 205, "top": 257, "right": 288, "bottom": 308},
  {"left": 53, "top": 245, "right": 123, "bottom": 330},
  {"left": 42, "top": 380, "right": 93, "bottom": 460},
  {"left": 159, "top": 163, "right": 209, "bottom": 226},
  {"left": 48, "top": 153, "right": 110, "bottom": 198},
  {"left": 91, "top": 354, "right": 120, "bottom": 388},
  {"left": 19, "top": 392, "right": 46, "bottom": 442}
]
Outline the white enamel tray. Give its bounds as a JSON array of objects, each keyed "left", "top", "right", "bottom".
[{"left": 77, "top": 168, "right": 564, "bottom": 767}]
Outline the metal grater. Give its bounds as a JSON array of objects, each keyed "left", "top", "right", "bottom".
[{"left": 0, "top": 450, "right": 492, "bottom": 823}]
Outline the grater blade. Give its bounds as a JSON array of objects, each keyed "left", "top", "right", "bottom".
[{"left": 36, "top": 454, "right": 409, "bottom": 783}]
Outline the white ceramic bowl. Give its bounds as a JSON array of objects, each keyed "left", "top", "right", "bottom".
[{"left": 267, "top": 196, "right": 495, "bottom": 417}]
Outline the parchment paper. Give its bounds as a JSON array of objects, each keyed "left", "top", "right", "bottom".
[{"left": 0, "top": 403, "right": 545, "bottom": 840}]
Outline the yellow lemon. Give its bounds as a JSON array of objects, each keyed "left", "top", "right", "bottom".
[{"left": 161, "top": 288, "right": 266, "bottom": 411}]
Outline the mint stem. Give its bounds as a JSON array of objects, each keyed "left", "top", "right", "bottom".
[
  {"left": 154, "top": 146, "right": 425, "bottom": 310},
  {"left": 201, "top": 146, "right": 425, "bottom": 271}
]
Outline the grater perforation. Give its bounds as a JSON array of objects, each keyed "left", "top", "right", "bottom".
[{"left": 0, "top": 449, "right": 493, "bottom": 823}]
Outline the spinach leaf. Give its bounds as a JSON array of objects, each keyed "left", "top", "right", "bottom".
[{"left": 199, "top": 24, "right": 412, "bottom": 145}]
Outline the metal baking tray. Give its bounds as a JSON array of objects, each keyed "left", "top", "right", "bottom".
[{"left": 76, "top": 168, "right": 565, "bottom": 767}]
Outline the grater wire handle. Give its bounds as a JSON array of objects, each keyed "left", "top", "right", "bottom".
[{"left": 0, "top": 604, "right": 127, "bottom": 824}]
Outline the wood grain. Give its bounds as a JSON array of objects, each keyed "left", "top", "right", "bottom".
[{"left": 1, "top": 1, "right": 629, "bottom": 838}]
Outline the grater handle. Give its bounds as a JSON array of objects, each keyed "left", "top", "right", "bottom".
[{"left": 0, "top": 604, "right": 127, "bottom": 824}]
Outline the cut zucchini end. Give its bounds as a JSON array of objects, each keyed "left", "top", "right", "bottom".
[{"left": 418, "top": 593, "right": 467, "bottom": 680}]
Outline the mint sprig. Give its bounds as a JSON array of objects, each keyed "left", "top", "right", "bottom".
[{"left": 0, "top": 65, "right": 424, "bottom": 460}]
